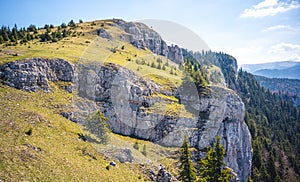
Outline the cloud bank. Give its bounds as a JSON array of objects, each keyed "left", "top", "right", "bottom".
[{"left": 240, "top": 0, "right": 299, "bottom": 18}]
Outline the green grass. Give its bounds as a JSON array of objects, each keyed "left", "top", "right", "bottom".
[
  {"left": 0, "top": 19, "right": 183, "bottom": 91},
  {"left": 146, "top": 102, "right": 195, "bottom": 118},
  {"left": 205, "top": 65, "right": 226, "bottom": 87},
  {"left": 0, "top": 22, "right": 97, "bottom": 65},
  {"left": 0, "top": 83, "right": 152, "bottom": 181},
  {"left": 0, "top": 20, "right": 192, "bottom": 180}
]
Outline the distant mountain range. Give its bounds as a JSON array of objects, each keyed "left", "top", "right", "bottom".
[
  {"left": 241, "top": 61, "right": 300, "bottom": 79},
  {"left": 255, "top": 75, "right": 300, "bottom": 107}
]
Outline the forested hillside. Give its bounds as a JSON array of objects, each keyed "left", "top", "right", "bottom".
[
  {"left": 188, "top": 51, "right": 300, "bottom": 181},
  {"left": 237, "top": 70, "right": 300, "bottom": 181},
  {"left": 255, "top": 75, "right": 300, "bottom": 108}
]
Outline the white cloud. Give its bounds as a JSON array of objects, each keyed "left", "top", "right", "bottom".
[
  {"left": 269, "top": 42, "right": 300, "bottom": 53},
  {"left": 213, "top": 45, "right": 265, "bottom": 65},
  {"left": 268, "top": 43, "right": 300, "bottom": 61},
  {"left": 240, "top": 0, "right": 299, "bottom": 18},
  {"left": 262, "top": 24, "right": 292, "bottom": 32},
  {"left": 214, "top": 43, "right": 300, "bottom": 65}
]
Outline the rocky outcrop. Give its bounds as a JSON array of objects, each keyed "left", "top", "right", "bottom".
[
  {"left": 168, "top": 45, "right": 183, "bottom": 64},
  {"left": 0, "top": 58, "right": 75, "bottom": 92},
  {"left": 155, "top": 165, "right": 173, "bottom": 182},
  {"left": 75, "top": 62, "right": 251, "bottom": 181},
  {"left": 115, "top": 148, "right": 134, "bottom": 163},
  {"left": 0, "top": 58, "right": 251, "bottom": 181},
  {"left": 112, "top": 19, "right": 183, "bottom": 64},
  {"left": 98, "top": 28, "right": 112, "bottom": 40}
]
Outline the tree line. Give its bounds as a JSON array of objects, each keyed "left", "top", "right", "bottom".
[{"left": 0, "top": 19, "right": 83, "bottom": 45}]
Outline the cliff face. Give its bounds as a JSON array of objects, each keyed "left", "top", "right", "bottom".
[
  {"left": 0, "top": 58, "right": 75, "bottom": 92},
  {"left": 0, "top": 58, "right": 251, "bottom": 181},
  {"left": 113, "top": 19, "right": 184, "bottom": 64}
]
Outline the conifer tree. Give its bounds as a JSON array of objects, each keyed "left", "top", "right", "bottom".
[
  {"left": 198, "top": 136, "right": 233, "bottom": 182},
  {"left": 85, "top": 110, "right": 109, "bottom": 144},
  {"left": 178, "top": 136, "right": 196, "bottom": 182}
]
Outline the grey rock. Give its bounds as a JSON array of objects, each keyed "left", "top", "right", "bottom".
[
  {"left": 98, "top": 28, "right": 112, "bottom": 40},
  {"left": 156, "top": 164, "right": 173, "bottom": 182},
  {"left": 73, "top": 62, "right": 251, "bottom": 181},
  {"left": 167, "top": 45, "right": 184, "bottom": 64},
  {"left": 113, "top": 19, "right": 183, "bottom": 64},
  {"left": 24, "top": 143, "right": 42, "bottom": 152},
  {"left": 1, "top": 58, "right": 252, "bottom": 181},
  {"left": 0, "top": 58, "right": 75, "bottom": 92},
  {"left": 116, "top": 148, "right": 134, "bottom": 163},
  {"left": 109, "top": 161, "right": 116, "bottom": 166}
]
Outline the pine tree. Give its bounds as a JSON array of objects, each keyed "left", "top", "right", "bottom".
[
  {"left": 84, "top": 110, "right": 109, "bottom": 144},
  {"left": 157, "top": 63, "right": 162, "bottom": 69},
  {"left": 0, "top": 35, "right": 4, "bottom": 44},
  {"left": 151, "top": 62, "right": 156, "bottom": 68},
  {"left": 266, "top": 150, "right": 278, "bottom": 182},
  {"left": 198, "top": 136, "right": 233, "bottom": 182},
  {"left": 142, "top": 144, "right": 147, "bottom": 156},
  {"left": 178, "top": 136, "right": 196, "bottom": 182}
]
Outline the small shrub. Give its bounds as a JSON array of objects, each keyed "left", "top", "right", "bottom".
[
  {"left": 136, "top": 59, "right": 141, "bottom": 65},
  {"left": 106, "top": 165, "right": 110, "bottom": 170},
  {"left": 151, "top": 62, "right": 156, "bottom": 68},
  {"left": 110, "top": 47, "right": 117, "bottom": 53},
  {"left": 156, "top": 57, "right": 162, "bottom": 63},
  {"left": 133, "top": 141, "right": 139, "bottom": 150},
  {"left": 25, "top": 128, "right": 33, "bottom": 136},
  {"left": 61, "top": 23, "right": 67, "bottom": 28},
  {"left": 170, "top": 68, "right": 174, "bottom": 75},
  {"left": 142, "top": 144, "right": 147, "bottom": 156},
  {"left": 157, "top": 63, "right": 162, "bottom": 70}
]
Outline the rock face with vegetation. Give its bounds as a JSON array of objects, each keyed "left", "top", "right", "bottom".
[
  {"left": 0, "top": 19, "right": 253, "bottom": 181},
  {"left": 0, "top": 57, "right": 251, "bottom": 181},
  {"left": 114, "top": 19, "right": 183, "bottom": 64}
]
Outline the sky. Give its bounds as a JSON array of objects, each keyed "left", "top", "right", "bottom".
[{"left": 1, "top": 0, "right": 299, "bottom": 65}]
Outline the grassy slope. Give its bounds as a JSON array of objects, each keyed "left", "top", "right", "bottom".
[
  {"left": 0, "top": 19, "right": 193, "bottom": 119},
  {"left": 0, "top": 20, "right": 184, "bottom": 181},
  {"left": 0, "top": 83, "right": 180, "bottom": 181}
]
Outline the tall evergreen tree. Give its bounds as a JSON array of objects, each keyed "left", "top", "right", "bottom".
[
  {"left": 84, "top": 110, "right": 109, "bottom": 144},
  {"left": 178, "top": 136, "right": 197, "bottom": 182},
  {"left": 198, "top": 136, "right": 233, "bottom": 182}
]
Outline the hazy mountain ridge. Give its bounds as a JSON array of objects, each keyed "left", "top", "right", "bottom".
[
  {"left": 241, "top": 61, "right": 300, "bottom": 79},
  {"left": 255, "top": 75, "right": 300, "bottom": 107}
]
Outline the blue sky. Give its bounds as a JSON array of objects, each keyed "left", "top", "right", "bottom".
[{"left": 1, "top": 0, "right": 299, "bottom": 65}]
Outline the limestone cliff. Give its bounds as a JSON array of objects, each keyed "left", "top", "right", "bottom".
[
  {"left": 113, "top": 19, "right": 184, "bottom": 64},
  {"left": 0, "top": 58, "right": 252, "bottom": 181},
  {"left": 0, "top": 58, "right": 75, "bottom": 92}
]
